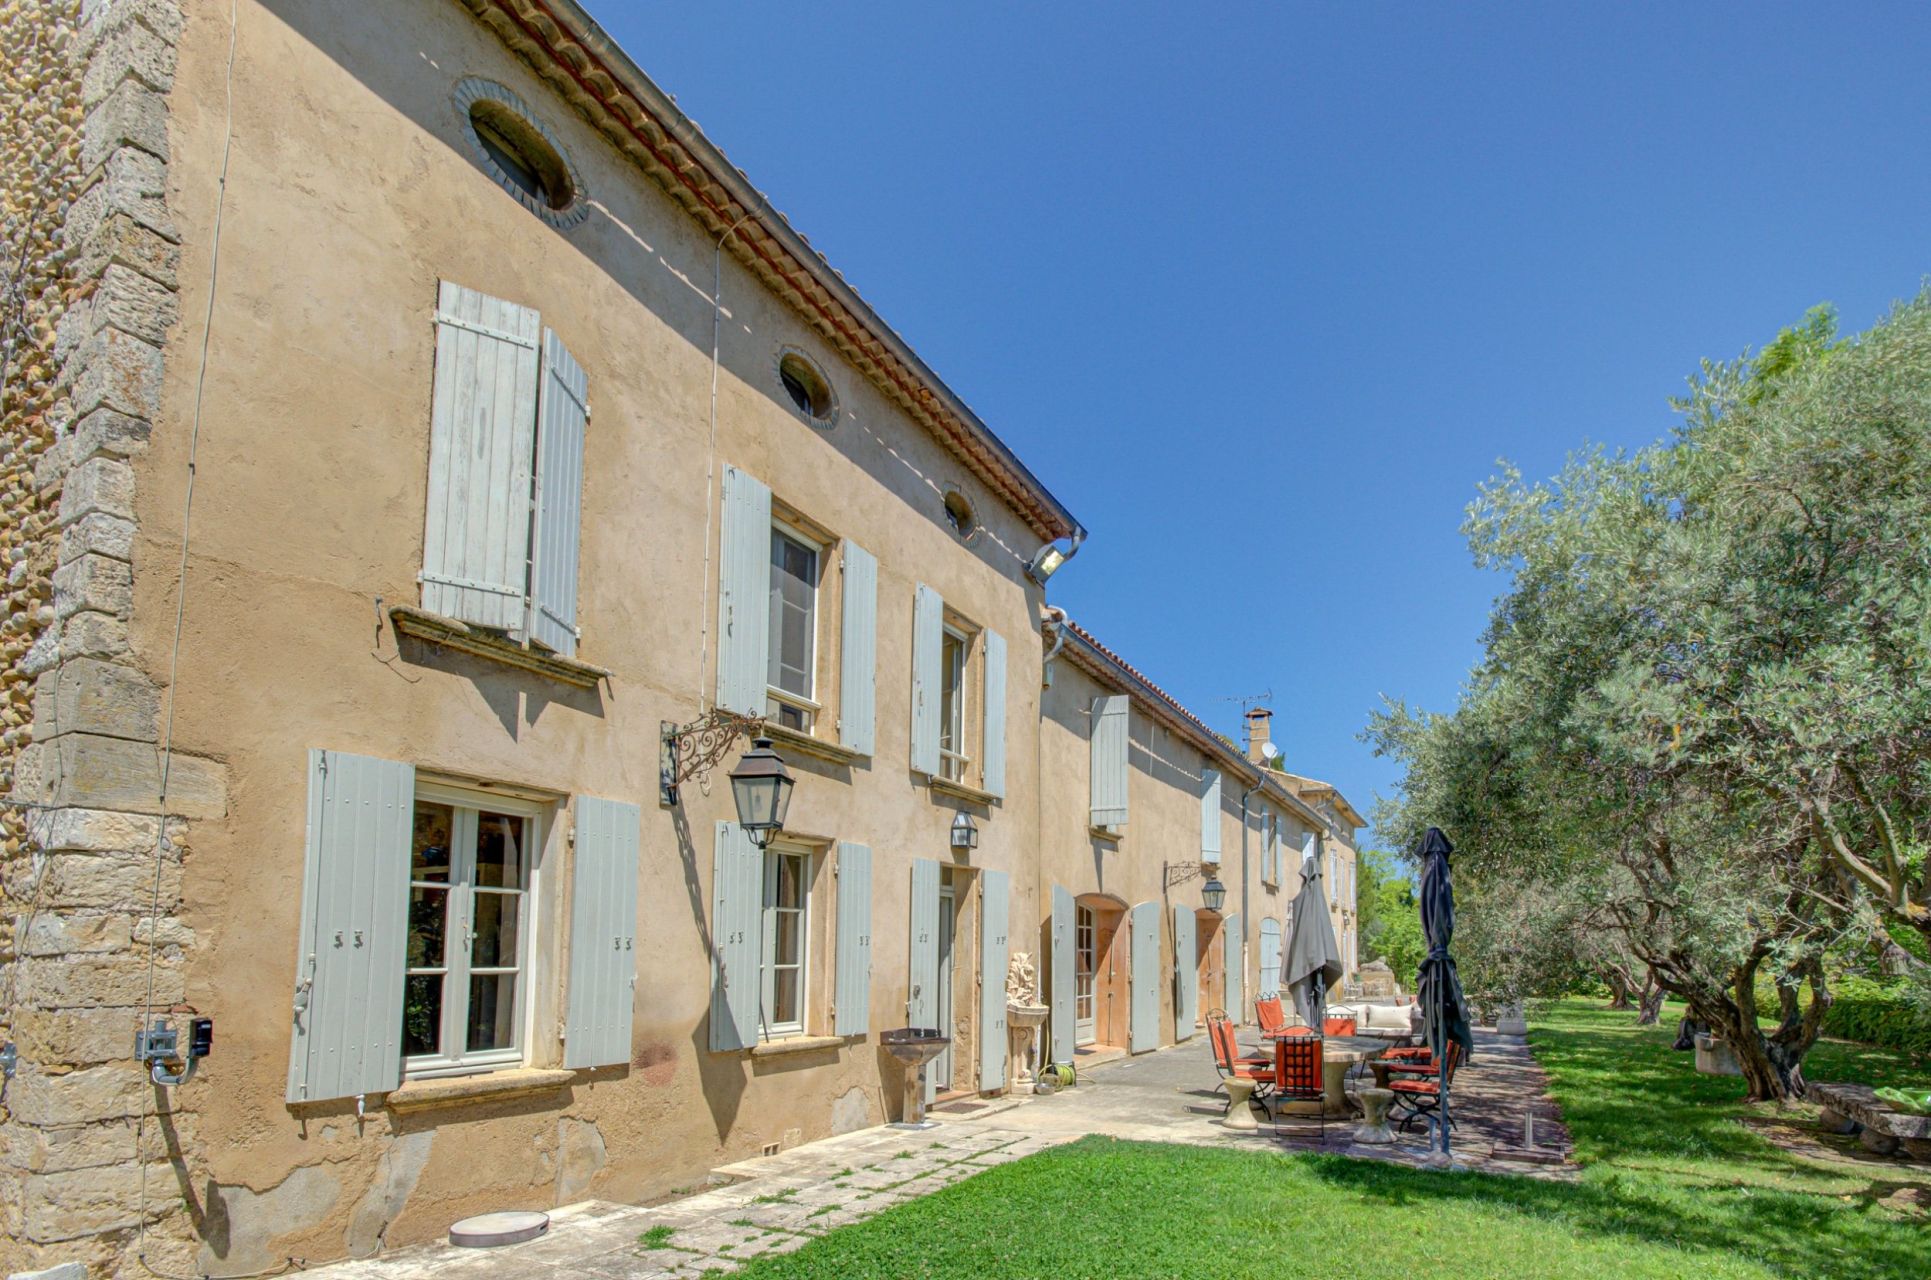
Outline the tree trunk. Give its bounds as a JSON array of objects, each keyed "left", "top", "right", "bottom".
[
  {"left": 1876, "top": 934, "right": 1924, "bottom": 978},
  {"left": 1636, "top": 981, "right": 1665, "bottom": 1026},
  {"left": 1687, "top": 959, "right": 1830, "bottom": 1105},
  {"left": 1605, "top": 969, "right": 1633, "bottom": 1010}
]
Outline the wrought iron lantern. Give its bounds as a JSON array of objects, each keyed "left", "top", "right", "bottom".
[
  {"left": 1201, "top": 874, "right": 1227, "bottom": 913},
  {"left": 728, "top": 737, "right": 794, "bottom": 849},
  {"left": 949, "top": 810, "right": 979, "bottom": 851}
]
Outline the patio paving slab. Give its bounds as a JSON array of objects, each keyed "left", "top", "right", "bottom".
[{"left": 300, "top": 1026, "right": 1571, "bottom": 1280}]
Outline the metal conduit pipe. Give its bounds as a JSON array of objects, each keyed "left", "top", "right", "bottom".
[{"left": 1239, "top": 777, "right": 1264, "bottom": 1022}]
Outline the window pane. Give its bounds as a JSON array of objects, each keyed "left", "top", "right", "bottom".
[
  {"left": 767, "top": 530, "right": 816, "bottom": 698},
  {"left": 408, "top": 886, "right": 448, "bottom": 969},
  {"left": 474, "top": 813, "right": 526, "bottom": 888},
  {"left": 771, "top": 969, "right": 800, "bottom": 1026},
  {"left": 773, "top": 908, "right": 800, "bottom": 966},
  {"left": 467, "top": 973, "right": 518, "bottom": 1053},
  {"left": 412, "top": 803, "right": 455, "bottom": 882},
  {"left": 940, "top": 634, "right": 964, "bottom": 754},
  {"left": 471, "top": 889, "right": 521, "bottom": 968},
  {"left": 404, "top": 974, "right": 443, "bottom": 1057},
  {"left": 776, "top": 854, "right": 805, "bottom": 909}
]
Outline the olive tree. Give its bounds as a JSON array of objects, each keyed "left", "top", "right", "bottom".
[{"left": 1369, "top": 293, "right": 1931, "bottom": 1101}]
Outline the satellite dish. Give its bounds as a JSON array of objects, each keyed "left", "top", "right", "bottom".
[{"left": 1260, "top": 742, "right": 1281, "bottom": 762}]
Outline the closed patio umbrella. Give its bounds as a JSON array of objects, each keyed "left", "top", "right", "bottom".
[
  {"left": 1415, "top": 826, "right": 1474, "bottom": 1162},
  {"left": 1282, "top": 848, "right": 1343, "bottom": 1032}
]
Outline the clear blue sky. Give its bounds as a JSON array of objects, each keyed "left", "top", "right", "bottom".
[{"left": 597, "top": 2, "right": 1931, "bottom": 849}]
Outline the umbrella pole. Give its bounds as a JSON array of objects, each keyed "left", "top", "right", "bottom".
[{"left": 1438, "top": 1058, "right": 1450, "bottom": 1159}]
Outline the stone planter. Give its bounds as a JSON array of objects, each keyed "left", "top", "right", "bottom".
[
  {"left": 1006, "top": 1002, "right": 1049, "bottom": 1091},
  {"left": 1495, "top": 1000, "right": 1529, "bottom": 1037},
  {"left": 1693, "top": 1032, "right": 1741, "bottom": 1077}
]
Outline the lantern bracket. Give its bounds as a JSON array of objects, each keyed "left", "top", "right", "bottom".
[
  {"left": 660, "top": 710, "right": 763, "bottom": 806},
  {"left": 1163, "top": 860, "right": 1217, "bottom": 889}
]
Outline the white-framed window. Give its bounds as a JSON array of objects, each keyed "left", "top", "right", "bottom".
[
  {"left": 938, "top": 625, "right": 970, "bottom": 782},
  {"left": 766, "top": 520, "right": 822, "bottom": 733},
  {"left": 404, "top": 783, "right": 544, "bottom": 1078},
  {"left": 761, "top": 845, "right": 812, "bottom": 1038}
]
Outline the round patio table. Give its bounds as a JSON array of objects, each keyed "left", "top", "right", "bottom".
[{"left": 1269, "top": 1035, "right": 1391, "bottom": 1118}]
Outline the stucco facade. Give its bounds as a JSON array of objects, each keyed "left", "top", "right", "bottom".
[{"left": 0, "top": 2, "right": 1362, "bottom": 1275}]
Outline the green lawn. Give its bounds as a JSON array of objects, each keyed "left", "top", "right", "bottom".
[{"left": 732, "top": 1001, "right": 1928, "bottom": 1280}]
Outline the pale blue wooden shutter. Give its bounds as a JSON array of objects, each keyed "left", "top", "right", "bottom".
[
  {"left": 422, "top": 282, "right": 540, "bottom": 633},
  {"left": 978, "top": 868, "right": 1011, "bottom": 1090},
  {"left": 1173, "top": 905, "right": 1197, "bottom": 1040},
  {"left": 715, "top": 466, "right": 773, "bottom": 716},
  {"left": 907, "top": 858, "right": 941, "bottom": 1027},
  {"left": 1224, "top": 911, "right": 1243, "bottom": 1020},
  {"left": 909, "top": 585, "right": 943, "bottom": 774},
  {"left": 286, "top": 749, "right": 413, "bottom": 1104},
  {"left": 564, "top": 796, "right": 640, "bottom": 1068},
  {"left": 834, "top": 842, "right": 873, "bottom": 1036},
  {"left": 709, "top": 820, "right": 762, "bottom": 1051},
  {"left": 1089, "top": 694, "right": 1129, "bottom": 828},
  {"left": 982, "top": 629, "right": 1007, "bottom": 798},
  {"left": 838, "top": 542, "right": 878, "bottom": 756},
  {"left": 1260, "top": 918, "right": 1282, "bottom": 1000},
  {"left": 1200, "top": 768, "right": 1222, "bottom": 860},
  {"left": 1129, "top": 901, "right": 1160, "bottom": 1054},
  {"left": 529, "top": 328, "right": 587, "bottom": 657},
  {"left": 1050, "top": 884, "right": 1075, "bottom": 1064}
]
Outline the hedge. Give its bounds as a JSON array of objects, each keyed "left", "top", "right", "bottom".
[{"left": 1822, "top": 977, "right": 1931, "bottom": 1056}]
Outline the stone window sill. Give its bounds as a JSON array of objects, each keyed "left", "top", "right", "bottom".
[
  {"left": 385, "top": 1066, "right": 575, "bottom": 1113},
  {"left": 931, "top": 775, "right": 998, "bottom": 806},
  {"left": 390, "top": 606, "right": 609, "bottom": 689},
  {"left": 750, "top": 1035, "right": 845, "bottom": 1058},
  {"left": 760, "top": 721, "right": 867, "bottom": 767}
]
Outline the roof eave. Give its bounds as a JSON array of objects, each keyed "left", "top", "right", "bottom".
[
  {"left": 1055, "top": 626, "right": 1326, "bottom": 829},
  {"left": 456, "top": 0, "right": 1083, "bottom": 544}
]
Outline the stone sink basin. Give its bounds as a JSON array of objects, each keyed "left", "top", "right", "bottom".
[
  {"left": 1006, "top": 1003, "right": 1049, "bottom": 1028},
  {"left": 881, "top": 1026, "right": 949, "bottom": 1068},
  {"left": 881, "top": 1028, "right": 949, "bottom": 1130}
]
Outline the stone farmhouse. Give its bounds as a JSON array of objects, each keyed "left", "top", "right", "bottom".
[{"left": 0, "top": 1, "right": 1366, "bottom": 1273}]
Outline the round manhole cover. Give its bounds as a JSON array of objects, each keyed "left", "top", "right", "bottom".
[{"left": 449, "top": 1209, "right": 549, "bottom": 1248}]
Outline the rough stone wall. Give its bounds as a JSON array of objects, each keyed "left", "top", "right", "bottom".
[
  {"left": 1, "top": 1, "right": 203, "bottom": 1275},
  {"left": 0, "top": 0, "right": 83, "bottom": 984},
  {"left": 0, "top": 0, "right": 88, "bottom": 1269}
]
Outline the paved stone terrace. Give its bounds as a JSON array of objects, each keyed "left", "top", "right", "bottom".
[{"left": 304, "top": 1028, "right": 1572, "bottom": 1279}]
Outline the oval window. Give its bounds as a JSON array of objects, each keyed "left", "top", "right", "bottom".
[
  {"left": 943, "top": 489, "right": 975, "bottom": 538},
  {"left": 453, "top": 79, "right": 588, "bottom": 228},
  {"left": 469, "top": 100, "right": 575, "bottom": 210},
  {"left": 778, "top": 352, "right": 836, "bottom": 424}
]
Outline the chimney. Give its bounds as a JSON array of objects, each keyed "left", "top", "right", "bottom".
[{"left": 1244, "top": 707, "right": 1274, "bottom": 765}]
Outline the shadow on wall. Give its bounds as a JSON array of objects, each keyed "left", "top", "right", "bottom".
[
  {"left": 252, "top": 0, "right": 1040, "bottom": 587},
  {"left": 668, "top": 797, "right": 747, "bottom": 1142},
  {"left": 390, "top": 629, "right": 606, "bottom": 738}
]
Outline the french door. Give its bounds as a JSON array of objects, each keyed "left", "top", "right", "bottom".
[{"left": 1074, "top": 904, "right": 1097, "bottom": 1046}]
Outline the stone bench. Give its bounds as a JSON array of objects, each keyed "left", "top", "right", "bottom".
[{"left": 1809, "top": 1081, "right": 1931, "bottom": 1160}]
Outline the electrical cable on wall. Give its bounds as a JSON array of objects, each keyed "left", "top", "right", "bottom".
[{"left": 132, "top": 1, "right": 240, "bottom": 1275}]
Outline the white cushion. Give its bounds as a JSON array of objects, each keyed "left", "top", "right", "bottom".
[{"left": 1362, "top": 1003, "right": 1411, "bottom": 1030}]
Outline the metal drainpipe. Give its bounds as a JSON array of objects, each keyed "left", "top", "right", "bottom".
[
  {"left": 1240, "top": 777, "right": 1262, "bottom": 1023},
  {"left": 1035, "top": 605, "right": 1066, "bottom": 1036}
]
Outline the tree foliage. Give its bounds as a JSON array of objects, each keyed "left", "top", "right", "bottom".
[
  {"left": 1368, "top": 292, "right": 1931, "bottom": 1102},
  {"left": 1358, "top": 850, "right": 1427, "bottom": 983}
]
